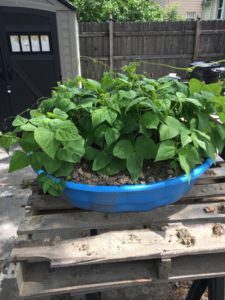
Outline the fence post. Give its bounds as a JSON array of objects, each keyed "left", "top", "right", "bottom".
[
  {"left": 109, "top": 14, "right": 114, "bottom": 72},
  {"left": 193, "top": 17, "right": 201, "bottom": 61}
]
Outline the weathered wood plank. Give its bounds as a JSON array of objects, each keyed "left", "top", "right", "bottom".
[
  {"left": 12, "top": 223, "right": 225, "bottom": 268},
  {"left": 170, "top": 252, "right": 225, "bottom": 281},
  {"left": 201, "top": 168, "right": 225, "bottom": 178},
  {"left": 184, "top": 183, "right": 225, "bottom": 199},
  {"left": 27, "top": 195, "right": 73, "bottom": 211},
  {"left": 17, "top": 202, "right": 225, "bottom": 235},
  {"left": 18, "top": 251, "right": 225, "bottom": 299},
  {"left": 19, "top": 261, "right": 155, "bottom": 299}
]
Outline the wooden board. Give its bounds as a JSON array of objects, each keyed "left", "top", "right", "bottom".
[
  {"left": 19, "top": 261, "right": 155, "bottom": 299},
  {"left": 12, "top": 223, "right": 225, "bottom": 268},
  {"left": 17, "top": 252, "right": 225, "bottom": 298},
  {"left": 17, "top": 202, "right": 225, "bottom": 236}
]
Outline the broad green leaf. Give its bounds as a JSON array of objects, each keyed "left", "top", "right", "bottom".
[
  {"left": 165, "top": 116, "right": 182, "bottom": 129},
  {"left": 191, "top": 133, "right": 206, "bottom": 151},
  {"left": 198, "top": 112, "right": 209, "bottom": 131},
  {"left": 39, "top": 98, "right": 56, "bottom": 112},
  {"left": 92, "top": 107, "right": 108, "bottom": 127},
  {"left": 92, "top": 151, "right": 112, "bottom": 171},
  {"left": 94, "top": 124, "right": 110, "bottom": 139},
  {"left": 30, "top": 116, "right": 46, "bottom": 126},
  {"left": 56, "top": 98, "right": 76, "bottom": 112},
  {"left": 122, "top": 113, "right": 138, "bottom": 134},
  {"left": 41, "top": 176, "right": 65, "bottom": 196},
  {"left": 9, "top": 150, "right": 30, "bottom": 172},
  {"left": 98, "top": 158, "right": 126, "bottom": 176},
  {"left": 141, "top": 111, "right": 160, "bottom": 129},
  {"left": 54, "top": 163, "right": 74, "bottom": 177},
  {"left": 179, "top": 145, "right": 202, "bottom": 171},
  {"left": 190, "top": 118, "right": 197, "bottom": 129},
  {"left": 126, "top": 153, "right": 143, "bottom": 180},
  {"left": 19, "top": 133, "right": 39, "bottom": 152},
  {"left": 113, "top": 140, "right": 134, "bottom": 159},
  {"left": 211, "top": 128, "right": 225, "bottom": 153},
  {"left": 189, "top": 78, "right": 203, "bottom": 94},
  {"left": 84, "top": 146, "right": 98, "bottom": 160},
  {"left": 216, "top": 125, "right": 225, "bottom": 140},
  {"left": 160, "top": 124, "right": 179, "bottom": 141},
  {"left": 193, "top": 129, "right": 210, "bottom": 141},
  {"left": 42, "top": 154, "right": 62, "bottom": 174},
  {"left": 34, "top": 127, "right": 59, "bottom": 159},
  {"left": 86, "top": 78, "right": 101, "bottom": 91},
  {"left": 47, "top": 181, "right": 65, "bottom": 196},
  {"left": 63, "top": 138, "right": 85, "bottom": 157},
  {"left": 180, "top": 132, "right": 192, "bottom": 148},
  {"left": 20, "top": 123, "right": 36, "bottom": 131},
  {"left": 12, "top": 116, "right": 28, "bottom": 127},
  {"left": 178, "top": 151, "right": 191, "bottom": 181},
  {"left": 135, "top": 136, "right": 157, "bottom": 159},
  {"left": 185, "top": 98, "right": 202, "bottom": 107},
  {"left": 125, "top": 97, "right": 147, "bottom": 112},
  {"left": 57, "top": 148, "right": 81, "bottom": 163},
  {"left": 0, "top": 132, "right": 18, "bottom": 152},
  {"left": 105, "top": 128, "right": 120, "bottom": 145},
  {"left": 119, "top": 90, "right": 137, "bottom": 99},
  {"left": 105, "top": 109, "right": 117, "bottom": 126},
  {"left": 155, "top": 141, "right": 176, "bottom": 161},
  {"left": 52, "top": 108, "right": 69, "bottom": 120},
  {"left": 205, "top": 141, "right": 216, "bottom": 161},
  {"left": 30, "top": 152, "right": 44, "bottom": 170},
  {"left": 78, "top": 98, "right": 95, "bottom": 109},
  {"left": 208, "top": 83, "right": 222, "bottom": 96},
  {"left": 55, "top": 127, "right": 79, "bottom": 141}
]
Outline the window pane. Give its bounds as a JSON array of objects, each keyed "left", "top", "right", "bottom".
[
  {"left": 31, "top": 35, "right": 40, "bottom": 52},
  {"left": 20, "top": 35, "right": 31, "bottom": 52},
  {"left": 40, "top": 35, "right": 50, "bottom": 52},
  {"left": 10, "top": 35, "right": 20, "bottom": 52},
  {"left": 186, "top": 12, "right": 196, "bottom": 20},
  {"left": 219, "top": 0, "right": 224, "bottom": 9}
]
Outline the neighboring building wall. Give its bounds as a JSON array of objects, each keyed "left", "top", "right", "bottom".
[
  {"left": 156, "top": 0, "right": 202, "bottom": 19},
  {"left": 202, "top": 0, "right": 225, "bottom": 20}
]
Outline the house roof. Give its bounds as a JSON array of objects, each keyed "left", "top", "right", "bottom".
[{"left": 57, "top": 0, "right": 77, "bottom": 11}]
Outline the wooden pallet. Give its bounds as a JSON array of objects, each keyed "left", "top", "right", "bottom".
[{"left": 11, "top": 160, "right": 225, "bottom": 299}]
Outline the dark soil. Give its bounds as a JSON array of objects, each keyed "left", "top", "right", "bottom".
[{"left": 72, "top": 160, "right": 182, "bottom": 186}]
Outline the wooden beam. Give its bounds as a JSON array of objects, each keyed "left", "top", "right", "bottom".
[
  {"left": 80, "top": 53, "right": 223, "bottom": 62},
  {"left": 17, "top": 202, "right": 225, "bottom": 236},
  {"left": 193, "top": 18, "right": 201, "bottom": 60},
  {"left": 109, "top": 14, "right": 114, "bottom": 72},
  {"left": 12, "top": 223, "right": 225, "bottom": 268}
]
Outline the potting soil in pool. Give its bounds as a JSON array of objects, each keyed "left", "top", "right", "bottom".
[{"left": 72, "top": 160, "right": 184, "bottom": 186}]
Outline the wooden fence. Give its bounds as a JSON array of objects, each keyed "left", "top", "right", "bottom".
[{"left": 79, "top": 20, "right": 225, "bottom": 79}]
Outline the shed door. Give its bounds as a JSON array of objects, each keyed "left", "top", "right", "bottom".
[{"left": 0, "top": 7, "right": 61, "bottom": 131}]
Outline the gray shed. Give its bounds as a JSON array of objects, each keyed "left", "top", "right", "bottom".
[{"left": 0, "top": 0, "right": 81, "bottom": 131}]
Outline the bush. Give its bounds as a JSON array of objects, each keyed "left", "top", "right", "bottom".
[
  {"left": 1, "top": 63, "right": 225, "bottom": 195},
  {"left": 71, "top": 0, "right": 183, "bottom": 22}
]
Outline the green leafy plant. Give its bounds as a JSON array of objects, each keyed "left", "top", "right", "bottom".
[
  {"left": 1, "top": 63, "right": 225, "bottom": 195},
  {"left": 71, "top": 0, "right": 183, "bottom": 22}
]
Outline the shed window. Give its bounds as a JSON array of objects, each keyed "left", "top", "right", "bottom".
[
  {"left": 40, "top": 35, "right": 50, "bottom": 52},
  {"left": 9, "top": 34, "right": 51, "bottom": 53},
  {"left": 10, "top": 35, "right": 20, "bottom": 52},
  {"left": 20, "top": 35, "right": 31, "bottom": 52},
  {"left": 31, "top": 35, "right": 40, "bottom": 52}
]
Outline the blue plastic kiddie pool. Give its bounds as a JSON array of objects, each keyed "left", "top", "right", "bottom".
[{"left": 49, "top": 158, "right": 212, "bottom": 212}]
